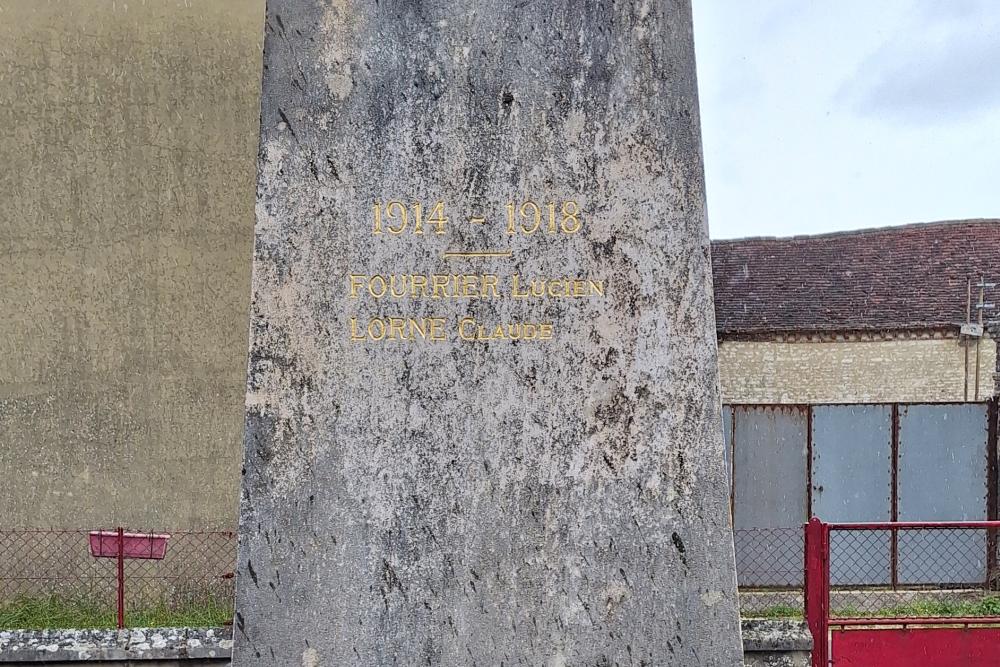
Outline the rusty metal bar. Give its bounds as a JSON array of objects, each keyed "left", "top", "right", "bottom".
[
  {"left": 830, "top": 617, "right": 1000, "bottom": 628},
  {"left": 890, "top": 404, "right": 899, "bottom": 590},
  {"left": 829, "top": 521, "right": 1000, "bottom": 530},
  {"left": 116, "top": 527, "right": 125, "bottom": 629},
  {"left": 988, "top": 399, "right": 998, "bottom": 589},
  {"left": 804, "top": 518, "right": 830, "bottom": 667}
]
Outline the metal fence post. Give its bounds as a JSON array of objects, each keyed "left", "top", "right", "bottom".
[
  {"left": 805, "top": 517, "right": 829, "bottom": 667},
  {"left": 987, "top": 399, "right": 998, "bottom": 589},
  {"left": 116, "top": 527, "right": 125, "bottom": 629}
]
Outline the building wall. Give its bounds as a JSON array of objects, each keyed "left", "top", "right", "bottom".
[
  {"left": 719, "top": 335, "right": 997, "bottom": 405},
  {"left": 0, "top": 2, "right": 264, "bottom": 529}
]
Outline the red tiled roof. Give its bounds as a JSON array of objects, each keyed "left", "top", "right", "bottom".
[{"left": 710, "top": 219, "right": 1000, "bottom": 335}]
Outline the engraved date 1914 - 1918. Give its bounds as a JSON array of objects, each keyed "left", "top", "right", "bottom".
[{"left": 371, "top": 201, "right": 581, "bottom": 235}]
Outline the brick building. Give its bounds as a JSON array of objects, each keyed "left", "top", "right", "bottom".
[
  {"left": 712, "top": 219, "right": 1000, "bottom": 405},
  {"left": 710, "top": 219, "right": 1000, "bottom": 586}
]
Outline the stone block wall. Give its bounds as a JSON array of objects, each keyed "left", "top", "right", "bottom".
[
  {"left": 0, "top": 622, "right": 811, "bottom": 665},
  {"left": 0, "top": 628, "right": 231, "bottom": 665},
  {"left": 741, "top": 620, "right": 812, "bottom": 667},
  {"left": 719, "top": 334, "right": 996, "bottom": 404}
]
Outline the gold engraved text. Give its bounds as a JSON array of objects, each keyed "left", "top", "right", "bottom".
[
  {"left": 373, "top": 201, "right": 447, "bottom": 235},
  {"left": 458, "top": 318, "right": 554, "bottom": 341},
  {"left": 350, "top": 317, "right": 448, "bottom": 342},
  {"left": 348, "top": 274, "right": 602, "bottom": 299},
  {"left": 506, "top": 200, "right": 581, "bottom": 234}
]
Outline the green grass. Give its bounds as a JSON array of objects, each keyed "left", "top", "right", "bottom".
[
  {"left": 0, "top": 596, "right": 232, "bottom": 630},
  {"left": 747, "top": 595, "right": 1000, "bottom": 620},
  {"left": 834, "top": 594, "right": 1000, "bottom": 619},
  {"left": 745, "top": 604, "right": 803, "bottom": 619}
]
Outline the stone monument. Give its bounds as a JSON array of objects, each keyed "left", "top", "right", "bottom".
[{"left": 235, "top": 1, "right": 742, "bottom": 664}]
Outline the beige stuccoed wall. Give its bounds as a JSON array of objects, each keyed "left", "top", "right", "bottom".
[
  {"left": 0, "top": 2, "right": 264, "bottom": 529},
  {"left": 719, "top": 335, "right": 997, "bottom": 405}
]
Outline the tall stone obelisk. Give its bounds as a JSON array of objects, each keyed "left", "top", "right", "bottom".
[{"left": 235, "top": 1, "right": 742, "bottom": 664}]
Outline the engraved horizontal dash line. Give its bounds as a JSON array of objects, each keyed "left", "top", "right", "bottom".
[
  {"left": 469, "top": 217, "right": 486, "bottom": 224},
  {"left": 442, "top": 250, "right": 513, "bottom": 259}
]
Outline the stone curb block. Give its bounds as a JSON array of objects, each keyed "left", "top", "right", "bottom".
[{"left": 0, "top": 627, "right": 233, "bottom": 662}]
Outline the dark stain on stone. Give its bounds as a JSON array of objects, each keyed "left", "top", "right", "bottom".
[
  {"left": 325, "top": 155, "right": 341, "bottom": 181},
  {"left": 234, "top": 611, "right": 247, "bottom": 639},
  {"left": 380, "top": 558, "right": 407, "bottom": 608},
  {"left": 245, "top": 410, "right": 278, "bottom": 464},
  {"left": 590, "top": 236, "right": 618, "bottom": 259},
  {"left": 247, "top": 559, "right": 259, "bottom": 587},
  {"left": 671, "top": 532, "right": 688, "bottom": 568},
  {"left": 277, "top": 107, "right": 297, "bottom": 142},
  {"left": 591, "top": 387, "right": 638, "bottom": 467},
  {"left": 598, "top": 347, "right": 619, "bottom": 370}
]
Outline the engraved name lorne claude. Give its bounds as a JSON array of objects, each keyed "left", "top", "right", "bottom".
[{"left": 348, "top": 200, "right": 606, "bottom": 342}]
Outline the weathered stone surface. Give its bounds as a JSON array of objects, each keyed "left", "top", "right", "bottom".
[
  {"left": 235, "top": 0, "right": 741, "bottom": 665},
  {"left": 0, "top": 623, "right": 809, "bottom": 665},
  {"left": 741, "top": 620, "right": 812, "bottom": 667},
  {"left": 0, "top": 627, "right": 232, "bottom": 663}
]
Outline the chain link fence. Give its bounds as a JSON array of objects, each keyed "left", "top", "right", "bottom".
[
  {"left": 735, "top": 527, "right": 804, "bottom": 617},
  {"left": 827, "top": 524, "right": 1000, "bottom": 619},
  {"left": 0, "top": 529, "right": 236, "bottom": 629},
  {"left": 9, "top": 524, "right": 994, "bottom": 628},
  {"left": 736, "top": 524, "right": 1000, "bottom": 620}
]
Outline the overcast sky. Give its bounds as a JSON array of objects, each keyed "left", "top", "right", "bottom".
[{"left": 692, "top": 0, "right": 1000, "bottom": 239}]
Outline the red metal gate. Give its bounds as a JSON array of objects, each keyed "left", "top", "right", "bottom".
[{"left": 805, "top": 518, "right": 1000, "bottom": 667}]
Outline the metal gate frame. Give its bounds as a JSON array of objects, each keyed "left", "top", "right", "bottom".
[{"left": 805, "top": 518, "right": 1000, "bottom": 667}]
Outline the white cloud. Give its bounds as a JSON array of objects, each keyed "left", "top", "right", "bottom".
[
  {"left": 692, "top": 0, "right": 1000, "bottom": 238},
  {"left": 841, "top": 2, "right": 1000, "bottom": 124}
]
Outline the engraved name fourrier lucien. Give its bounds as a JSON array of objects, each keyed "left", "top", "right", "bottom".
[{"left": 349, "top": 199, "right": 606, "bottom": 343}]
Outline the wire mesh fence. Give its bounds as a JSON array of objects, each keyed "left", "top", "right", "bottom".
[
  {"left": 735, "top": 524, "right": 1000, "bottom": 620},
  {"left": 0, "top": 529, "right": 236, "bottom": 629},
  {"left": 734, "top": 527, "right": 804, "bottom": 617},
  {"left": 826, "top": 523, "right": 1000, "bottom": 619},
  {"left": 735, "top": 527, "right": 803, "bottom": 587},
  {"left": 9, "top": 523, "right": 994, "bottom": 628},
  {"left": 6, "top": 526, "right": 812, "bottom": 625}
]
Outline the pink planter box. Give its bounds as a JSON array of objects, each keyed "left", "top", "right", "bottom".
[{"left": 88, "top": 531, "right": 170, "bottom": 560}]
